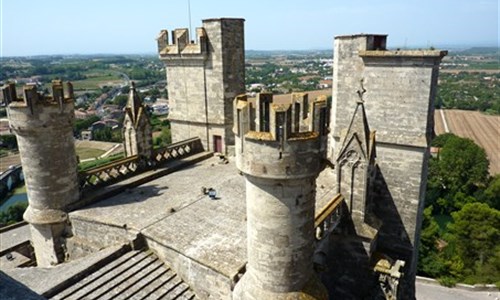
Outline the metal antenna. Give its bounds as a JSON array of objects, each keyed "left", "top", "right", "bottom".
[{"left": 188, "top": 0, "right": 193, "bottom": 42}]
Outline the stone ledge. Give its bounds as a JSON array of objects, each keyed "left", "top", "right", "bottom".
[{"left": 359, "top": 50, "right": 448, "bottom": 58}]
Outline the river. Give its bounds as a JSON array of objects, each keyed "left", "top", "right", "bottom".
[{"left": 0, "top": 187, "right": 28, "bottom": 213}]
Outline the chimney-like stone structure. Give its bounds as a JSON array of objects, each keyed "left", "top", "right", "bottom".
[
  {"left": 329, "top": 34, "right": 447, "bottom": 299},
  {"left": 233, "top": 93, "right": 329, "bottom": 300},
  {"left": 3, "top": 81, "right": 79, "bottom": 267},
  {"left": 157, "top": 18, "right": 245, "bottom": 154}
]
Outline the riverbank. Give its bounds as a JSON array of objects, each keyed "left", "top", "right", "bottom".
[{"left": 0, "top": 185, "right": 27, "bottom": 213}]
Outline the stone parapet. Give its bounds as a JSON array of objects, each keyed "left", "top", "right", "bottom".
[
  {"left": 5, "top": 81, "right": 75, "bottom": 130},
  {"left": 359, "top": 49, "right": 448, "bottom": 58},
  {"left": 157, "top": 27, "right": 208, "bottom": 57}
]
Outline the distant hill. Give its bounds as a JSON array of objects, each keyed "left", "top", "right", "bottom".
[
  {"left": 456, "top": 47, "right": 499, "bottom": 56},
  {"left": 246, "top": 49, "right": 331, "bottom": 59}
]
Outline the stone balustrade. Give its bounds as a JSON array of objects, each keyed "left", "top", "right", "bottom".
[
  {"left": 79, "top": 137, "right": 204, "bottom": 191},
  {"left": 314, "top": 194, "right": 344, "bottom": 241}
]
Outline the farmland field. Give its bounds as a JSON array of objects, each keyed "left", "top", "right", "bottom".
[
  {"left": 434, "top": 109, "right": 500, "bottom": 174},
  {"left": 71, "top": 74, "right": 123, "bottom": 90}
]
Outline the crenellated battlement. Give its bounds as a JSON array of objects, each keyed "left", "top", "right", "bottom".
[
  {"left": 2, "top": 80, "right": 74, "bottom": 110},
  {"left": 234, "top": 92, "right": 328, "bottom": 142},
  {"left": 234, "top": 92, "right": 329, "bottom": 179},
  {"left": 157, "top": 27, "right": 208, "bottom": 57},
  {"left": 4, "top": 80, "right": 75, "bottom": 134}
]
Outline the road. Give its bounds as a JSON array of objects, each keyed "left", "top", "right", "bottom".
[{"left": 416, "top": 281, "right": 499, "bottom": 300}]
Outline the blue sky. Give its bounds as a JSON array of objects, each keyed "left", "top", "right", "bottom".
[{"left": 1, "top": 0, "right": 498, "bottom": 56}]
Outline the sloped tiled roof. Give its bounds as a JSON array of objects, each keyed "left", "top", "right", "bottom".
[{"left": 50, "top": 249, "right": 196, "bottom": 300}]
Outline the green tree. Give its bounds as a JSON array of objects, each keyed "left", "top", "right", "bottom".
[
  {"left": 431, "top": 133, "right": 456, "bottom": 147},
  {"left": 0, "top": 202, "right": 28, "bottom": 226},
  {"left": 93, "top": 127, "right": 113, "bottom": 142},
  {"left": 154, "top": 127, "right": 171, "bottom": 147},
  {"left": 482, "top": 175, "right": 500, "bottom": 210},
  {"left": 418, "top": 206, "right": 445, "bottom": 277},
  {"left": 448, "top": 203, "right": 500, "bottom": 270},
  {"left": 427, "top": 134, "right": 489, "bottom": 213},
  {"left": 112, "top": 95, "right": 129, "bottom": 108},
  {"left": 439, "top": 136, "right": 488, "bottom": 193},
  {"left": 0, "top": 134, "right": 18, "bottom": 149},
  {"left": 74, "top": 115, "right": 100, "bottom": 134}
]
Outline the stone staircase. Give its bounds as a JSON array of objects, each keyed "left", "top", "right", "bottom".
[{"left": 50, "top": 249, "right": 196, "bottom": 300}]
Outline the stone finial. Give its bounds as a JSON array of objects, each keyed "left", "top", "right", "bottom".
[
  {"left": 356, "top": 79, "right": 366, "bottom": 103},
  {"left": 127, "top": 81, "right": 142, "bottom": 119}
]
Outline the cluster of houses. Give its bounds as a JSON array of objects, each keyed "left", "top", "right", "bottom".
[{"left": 77, "top": 99, "right": 169, "bottom": 141}]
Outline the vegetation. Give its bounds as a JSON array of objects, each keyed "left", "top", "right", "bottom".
[
  {"left": 418, "top": 133, "right": 500, "bottom": 287},
  {"left": 76, "top": 148, "right": 106, "bottom": 160},
  {"left": 154, "top": 127, "right": 172, "bottom": 148},
  {"left": 112, "top": 94, "right": 129, "bottom": 108},
  {"left": 150, "top": 115, "right": 171, "bottom": 147},
  {"left": 437, "top": 72, "right": 500, "bottom": 114},
  {"left": 0, "top": 202, "right": 28, "bottom": 227},
  {"left": 74, "top": 115, "right": 100, "bottom": 135},
  {"left": 78, "top": 153, "right": 125, "bottom": 171},
  {"left": 92, "top": 127, "right": 122, "bottom": 143},
  {"left": 0, "top": 134, "right": 18, "bottom": 150},
  {"left": 426, "top": 133, "right": 490, "bottom": 213}
]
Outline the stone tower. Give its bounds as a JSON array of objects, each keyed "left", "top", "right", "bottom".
[
  {"left": 330, "top": 34, "right": 447, "bottom": 298},
  {"left": 157, "top": 18, "right": 245, "bottom": 154},
  {"left": 233, "top": 93, "right": 329, "bottom": 300},
  {"left": 3, "top": 81, "right": 79, "bottom": 267},
  {"left": 122, "top": 82, "right": 153, "bottom": 159}
]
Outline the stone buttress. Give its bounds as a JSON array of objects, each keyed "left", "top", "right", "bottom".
[
  {"left": 3, "top": 81, "right": 79, "bottom": 267},
  {"left": 233, "top": 93, "right": 329, "bottom": 300}
]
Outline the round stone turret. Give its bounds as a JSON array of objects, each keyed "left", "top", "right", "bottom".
[
  {"left": 3, "top": 80, "right": 79, "bottom": 266},
  {"left": 233, "top": 93, "right": 329, "bottom": 300}
]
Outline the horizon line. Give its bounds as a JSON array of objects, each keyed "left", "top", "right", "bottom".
[{"left": 1, "top": 44, "right": 498, "bottom": 58}]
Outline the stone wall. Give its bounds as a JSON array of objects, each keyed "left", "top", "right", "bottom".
[
  {"left": 169, "top": 121, "right": 227, "bottom": 153},
  {"left": 371, "top": 143, "right": 429, "bottom": 298},
  {"left": 146, "top": 238, "right": 235, "bottom": 300},
  {"left": 69, "top": 217, "right": 137, "bottom": 251}
]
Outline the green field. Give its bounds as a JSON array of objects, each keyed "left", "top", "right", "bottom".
[
  {"left": 12, "top": 185, "right": 26, "bottom": 195},
  {"left": 78, "top": 153, "right": 124, "bottom": 171},
  {"left": 41, "top": 70, "right": 124, "bottom": 91},
  {"left": 76, "top": 147, "right": 106, "bottom": 160},
  {"left": 72, "top": 74, "right": 123, "bottom": 90}
]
